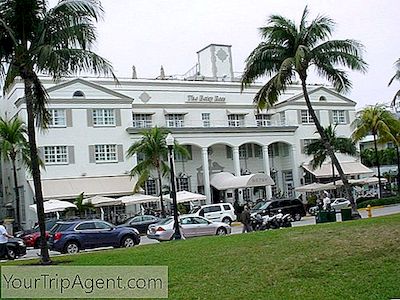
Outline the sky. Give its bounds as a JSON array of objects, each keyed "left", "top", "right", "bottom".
[{"left": 53, "top": 0, "right": 400, "bottom": 109}]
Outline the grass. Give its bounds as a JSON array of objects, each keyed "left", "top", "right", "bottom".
[{"left": 3, "top": 214, "right": 400, "bottom": 300}]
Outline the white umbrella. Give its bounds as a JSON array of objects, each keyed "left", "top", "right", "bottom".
[
  {"left": 118, "top": 194, "right": 160, "bottom": 205},
  {"left": 164, "top": 191, "right": 207, "bottom": 204},
  {"left": 29, "top": 199, "right": 77, "bottom": 214},
  {"left": 83, "top": 195, "right": 122, "bottom": 207},
  {"left": 294, "top": 183, "right": 331, "bottom": 192}
]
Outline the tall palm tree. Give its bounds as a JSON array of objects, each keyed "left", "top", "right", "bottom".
[
  {"left": 305, "top": 125, "right": 357, "bottom": 187},
  {"left": 352, "top": 104, "right": 398, "bottom": 198},
  {"left": 241, "top": 6, "right": 367, "bottom": 215},
  {"left": 388, "top": 58, "right": 400, "bottom": 107},
  {"left": 126, "top": 127, "right": 189, "bottom": 217},
  {"left": 0, "top": 0, "right": 116, "bottom": 264},
  {"left": 0, "top": 117, "right": 31, "bottom": 229}
]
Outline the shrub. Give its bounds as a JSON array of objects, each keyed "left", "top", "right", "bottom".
[{"left": 357, "top": 196, "right": 400, "bottom": 208}]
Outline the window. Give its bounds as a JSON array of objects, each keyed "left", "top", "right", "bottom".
[
  {"left": 332, "top": 110, "right": 346, "bottom": 124},
  {"left": 202, "top": 113, "right": 210, "bottom": 127},
  {"left": 280, "top": 112, "right": 286, "bottom": 125},
  {"left": 226, "top": 146, "right": 232, "bottom": 159},
  {"left": 387, "top": 142, "right": 394, "bottom": 149},
  {"left": 228, "top": 114, "right": 244, "bottom": 127},
  {"left": 301, "top": 110, "right": 313, "bottom": 124},
  {"left": 223, "top": 204, "right": 232, "bottom": 211},
  {"left": 44, "top": 146, "right": 68, "bottom": 164},
  {"left": 49, "top": 109, "right": 66, "bottom": 127},
  {"left": 76, "top": 222, "right": 96, "bottom": 230},
  {"left": 256, "top": 114, "right": 271, "bottom": 127},
  {"left": 132, "top": 114, "right": 152, "bottom": 128},
  {"left": 166, "top": 114, "right": 184, "bottom": 127},
  {"left": 203, "top": 206, "right": 221, "bottom": 213},
  {"left": 175, "top": 145, "right": 192, "bottom": 161},
  {"left": 145, "top": 178, "right": 157, "bottom": 195},
  {"left": 73, "top": 90, "right": 85, "bottom": 98},
  {"left": 95, "top": 221, "right": 112, "bottom": 230},
  {"left": 319, "top": 96, "right": 327, "bottom": 101},
  {"left": 93, "top": 109, "right": 115, "bottom": 126},
  {"left": 302, "top": 139, "right": 318, "bottom": 153},
  {"left": 95, "top": 144, "right": 117, "bottom": 162},
  {"left": 177, "top": 176, "right": 190, "bottom": 192},
  {"left": 281, "top": 144, "right": 289, "bottom": 157},
  {"left": 268, "top": 144, "right": 280, "bottom": 157},
  {"left": 254, "top": 144, "right": 263, "bottom": 158},
  {"left": 239, "top": 144, "right": 253, "bottom": 159}
]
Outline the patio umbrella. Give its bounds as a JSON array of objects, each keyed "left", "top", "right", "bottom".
[
  {"left": 118, "top": 194, "right": 160, "bottom": 205},
  {"left": 83, "top": 195, "right": 122, "bottom": 207},
  {"left": 164, "top": 191, "right": 207, "bottom": 204},
  {"left": 29, "top": 199, "right": 77, "bottom": 214},
  {"left": 294, "top": 183, "right": 331, "bottom": 192}
]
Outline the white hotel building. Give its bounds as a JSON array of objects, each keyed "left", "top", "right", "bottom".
[{"left": 0, "top": 44, "right": 366, "bottom": 227}]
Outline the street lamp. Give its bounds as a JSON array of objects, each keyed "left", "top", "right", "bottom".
[{"left": 166, "top": 133, "right": 182, "bottom": 240}]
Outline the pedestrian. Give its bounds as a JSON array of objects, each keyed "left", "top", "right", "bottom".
[
  {"left": 241, "top": 205, "right": 252, "bottom": 233},
  {"left": 323, "top": 191, "right": 331, "bottom": 210},
  {"left": 0, "top": 220, "right": 13, "bottom": 259}
]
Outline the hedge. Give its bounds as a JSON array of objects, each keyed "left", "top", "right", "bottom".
[{"left": 357, "top": 196, "right": 400, "bottom": 208}]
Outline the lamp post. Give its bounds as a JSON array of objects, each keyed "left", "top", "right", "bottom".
[{"left": 166, "top": 133, "right": 182, "bottom": 240}]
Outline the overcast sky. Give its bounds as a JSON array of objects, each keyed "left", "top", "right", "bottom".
[{"left": 61, "top": 0, "right": 400, "bottom": 108}]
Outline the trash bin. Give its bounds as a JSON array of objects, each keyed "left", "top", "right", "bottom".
[
  {"left": 316, "top": 210, "right": 336, "bottom": 223},
  {"left": 328, "top": 210, "right": 337, "bottom": 222},
  {"left": 341, "top": 208, "right": 352, "bottom": 221}
]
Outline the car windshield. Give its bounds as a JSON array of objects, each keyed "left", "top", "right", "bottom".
[
  {"left": 189, "top": 206, "right": 201, "bottom": 214},
  {"left": 251, "top": 201, "right": 271, "bottom": 212}
]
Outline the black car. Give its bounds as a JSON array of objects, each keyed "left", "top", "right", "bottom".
[
  {"left": 5, "top": 237, "right": 27, "bottom": 260},
  {"left": 251, "top": 199, "right": 306, "bottom": 221},
  {"left": 117, "top": 215, "right": 160, "bottom": 234}
]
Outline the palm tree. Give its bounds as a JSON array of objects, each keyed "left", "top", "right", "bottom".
[
  {"left": 0, "top": 0, "right": 116, "bottom": 264},
  {"left": 352, "top": 104, "right": 398, "bottom": 198},
  {"left": 74, "top": 193, "right": 95, "bottom": 218},
  {"left": 127, "top": 127, "right": 189, "bottom": 217},
  {"left": 388, "top": 58, "right": 400, "bottom": 107},
  {"left": 0, "top": 117, "right": 31, "bottom": 229},
  {"left": 241, "top": 6, "right": 367, "bottom": 215},
  {"left": 305, "top": 125, "right": 357, "bottom": 187}
]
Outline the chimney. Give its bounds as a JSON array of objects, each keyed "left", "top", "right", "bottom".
[{"left": 132, "top": 65, "right": 137, "bottom": 79}]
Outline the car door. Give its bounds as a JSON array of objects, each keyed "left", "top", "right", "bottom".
[
  {"left": 205, "top": 206, "right": 223, "bottom": 222},
  {"left": 193, "top": 217, "right": 214, "bottom": 236},
  {"left": 180, "top": 217, "right": 198, "bottom": 237},
  {"left": 128, "top": 216, "right": 144, "bottom": 232},
  {"left": 74, "top": 221, "right": 97, "bottom": 248},
  {"left": 95, "top": 221, "right": 117, "bottom": 247},
  {"left": 141, "top": 216, "right": 158, "bottom": 233}
]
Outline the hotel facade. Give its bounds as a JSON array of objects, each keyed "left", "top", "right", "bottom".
[{"left": 0, "top": 44, "right": 365, "bottom": 228}]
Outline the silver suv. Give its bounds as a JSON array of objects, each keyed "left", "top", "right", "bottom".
[{"left": 188, "top": 203, "right": 237, "bottom": 224}]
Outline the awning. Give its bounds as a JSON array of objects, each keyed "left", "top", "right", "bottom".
[
  {"left": 295, "top": 183, "right": 329, "bottom": 192},
  {"left": 210, "top": 172, "right": 274, "bottom": 190},
  {"left": 28, "top": 175, "right": 136, "bottom": 200},
  {"left": 302, "top": 161, "right": 373, "bottom": 178},
  {"left": 83, "top": 196, "right": 122, "bottom": 207},
  {"left": 164, "top": 191, "right": 207, "bottom": 203},
  {"left": 163, "top": 109, "right": 188, "bottom": 115},
  {"left": 29, "top": 200, "right": 77, "bottom": 213},
  {"left": 226, "top": 109, "right": 248, "bottom": 115},
  {"left": 132, "top": 111, "right": 156, "bottom": 115},
  {"left": 117, "top": 194, "right": 160, "bottom": 205}
]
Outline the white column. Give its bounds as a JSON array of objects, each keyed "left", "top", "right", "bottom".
[
  {"left": 202, "top": 147, "right": 211, "bottom": 204},
  {"left": 292, "top": 145, "right": 301, "bottom": 197},
  {"left": 263, "top": 145, "right": 272, "bottom": 199},
  {"left": 232, "top": 146, "right": 240, "bottom": 176}
]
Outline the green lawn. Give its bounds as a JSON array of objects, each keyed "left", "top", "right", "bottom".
[{"left": 3, "top": 214, "right": 400, "bottom": 300}]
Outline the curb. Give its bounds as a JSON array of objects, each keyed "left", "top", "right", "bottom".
[{"left": 358, "top": 205, "right": 384, "bottom": 211}]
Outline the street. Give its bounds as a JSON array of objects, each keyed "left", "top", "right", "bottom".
[{"left": 16, "top": 204, "right": 400, "bottom": 261}]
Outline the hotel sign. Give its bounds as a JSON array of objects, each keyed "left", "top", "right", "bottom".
[{"left": 186, "top": 95, "right": 226, "bottom": 103}]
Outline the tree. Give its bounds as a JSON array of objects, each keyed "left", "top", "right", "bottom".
[
  {"left": 241, "top": 6, "right": 367, "bottom": 215},
  {"left": 388, "top": 58, "right": 400, "bottom": 107},
  {"left": 126, "top": 127, "right": 189, "bottom": 217},
  {"left": 305, "top": 124, "right": 357, "bottom": 187},
  {"left": 0, "top": 0, "right": 116, "bottom": 264},
  {"left": 352, "top": 104, "right": 398, "bottom": 198},
  {"left": 0, "top": 117, "right": 31, "bottom": 229},
  {"left": 74, "top": 193, "right": 95, "bottom": 218}
]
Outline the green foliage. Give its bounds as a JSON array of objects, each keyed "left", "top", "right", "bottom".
[
  {"left": 357, "top": 196, "right": 400, "bottom": 208},
  {"left": 361, "top": 148, "right": 398, "bottom": 167},
  {"left": 177, "top": 203, "right": 188, "bottom": 214},
  {"left": 388, "top": 58, "right": 400, "bottom": 106},
  {"left": 73, "top": 192, "right": 94, "bottom": 217},
  {"left": 307, "top": 194, "right": 317, "bottom": 206}
]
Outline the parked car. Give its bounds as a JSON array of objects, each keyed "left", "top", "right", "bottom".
[
  {"left": 18, "top": 220, "right": 58, "bottom": 248},
  {"left": 117, "top": 215, "right": 160, "bottom": 234},
  {"left": 250, "top": 198, "right": 306, "bottom": 221},
  {"left": 48, "top": 219, "right": 140, "bottom": 254},
  {"left": 5, "top": 237, "right": 27, "bottom": 260},
  {"left": 147, "top": 216, "right": 231, "bottom": 241},
  {"left": 309, "top": 198, "right": 351, "bottom": 215},
  {"left": 189, "top": 203, "right": 236, "bottom": 224}
]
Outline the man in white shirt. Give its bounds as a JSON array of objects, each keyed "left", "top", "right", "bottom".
[{"left": 0, "top": 220, "right": 14, "bottom": 259}]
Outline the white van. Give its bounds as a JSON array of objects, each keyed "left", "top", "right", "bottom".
[{"left": 188, "top": 203, "right": 236, "bottom": 224}]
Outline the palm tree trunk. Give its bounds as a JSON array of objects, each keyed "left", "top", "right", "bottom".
[
  {"left": 373, "top": 134, "right": 382, "bottom": 199},
  {"left": 23, "top": 76, "right": 51, "bottom": 264},
  {"left": 397, "top": 145, "right": 400, "bottom": 195},
  {"left": 300, "top": 77, "right": 358, "bottom": 215},
  {"left": 11, "top": 158, "right": 21, "bottom": 230},
  {"left": 331, "top": 161, "right": 336, "bottom": 197},
  {"left": 156, "top": 167, "right": 166, "bottom": 217}
]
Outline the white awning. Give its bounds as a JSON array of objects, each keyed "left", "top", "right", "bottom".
[
  {"left": 295, "top": 183, "right": 329, "bottom": 192},
  {"left": 29, "top": 200, "right": 77, "bottom": 213},
  {"left": 163, "top": 109, "right": 188, "bottom": 115},
  {"left": 117, "top": 194, "right": 160, "bottom": 205},
  {"left": 132, "top": 111, "right": 156, "bottom": 115},
  {"left": 28, "top": 175, "right": 136, "bottom": 200},
  {"left": 226, "top": 109, "right": 249, "bottom": 115},
  {"left": 210, "top": 172, "right": 275, "bottom": 190},
  {"left": 302, "top": 161, "right": 373, "bottom": 178},
  {"left": 83, "top": 196, "right": 122, "bottom": 207},
  {"left": 164, "top": 191, "right": 207, "bottom": 203}
]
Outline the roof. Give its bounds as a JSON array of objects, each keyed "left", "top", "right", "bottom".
[{"left": 302, "top": 161, "right": 373, "bottom": 179}]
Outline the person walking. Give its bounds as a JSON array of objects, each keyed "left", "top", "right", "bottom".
[
  {"left": 241, "top": 205, "right": 252, "bottom": 233},
  {"left": 0, "top": 220, "right": 14, "bottom": 259}
]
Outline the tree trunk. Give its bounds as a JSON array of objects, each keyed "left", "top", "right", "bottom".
[
  {"left": 397, "top": 145, "right": 400, "bottom": 195},
  {"left": 157, "top": 166, "right": 166, "bottom": 217},
  {"left": 331, "top": 161, "right": 336, "bottom": 198},
  {"left": 23, "top": 76, "right": 51, "bottom": 264},
  {"left": 373, "top": 134, "right": 382, "bottom": 199},
  {"left": 11, "top": 158, "right": 21, "bottom": 230},
  {"left": 299, "top": 76, "right": 359, "bottom": 216}
]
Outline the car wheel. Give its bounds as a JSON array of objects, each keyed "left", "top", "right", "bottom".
[
  {"left": 293, "top": 213, "right": 302, "bottom": 221},
  {"left": 64, "top": 241, "right": 80, "bottom": 254},
  {"left": 222, "top": 217, "right": 231, "bottom": 225},
  {"left": 216, "top": 227, "right": 227, "bottom": 236},
  {"left": 7, "top": 247, "right": 16, "bottom": 260},
  {"left": 121, "top": 236, "right": 135, "bottom": 248}
]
